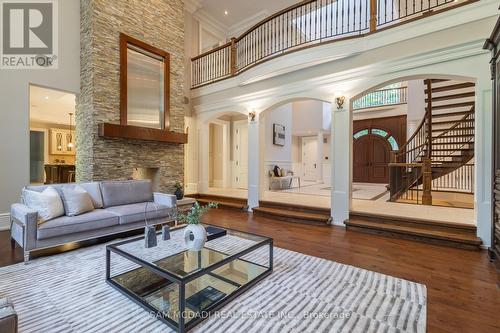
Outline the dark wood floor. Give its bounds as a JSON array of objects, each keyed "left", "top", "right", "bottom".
[{"left": 1, "top": 209, "right": 499, "bottom": 333}]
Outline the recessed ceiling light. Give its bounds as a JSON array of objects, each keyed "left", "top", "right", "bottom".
[
  {"left": 44, "top": 96, "right": 49, "bottom": 100},
  {"left": 224, "top": 10, "right": 228, "bottom": 16}
]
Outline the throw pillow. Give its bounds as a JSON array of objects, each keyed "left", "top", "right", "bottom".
[
  {"left": 273, "top": 165, "right": 281, "bottom": 177},
  {"left": 60, "top": 185, "right": 95, "bottom": 216},
  {"left": 22, "top": 186, "right": 64, "bottom": 224}
]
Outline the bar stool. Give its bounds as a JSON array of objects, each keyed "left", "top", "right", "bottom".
[
  {"left": 44, "top": 165, "right": 59, "bottom": 184},
  {"left": 67, "top": 170, "right": 76, "bottom": 183}
]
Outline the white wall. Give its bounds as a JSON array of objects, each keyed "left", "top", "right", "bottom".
[
  {"left": 407, "top": 79, "right": 426, "bottom": 137},
  {"left": 265, "top": 103, "right": 293, "bottom": 163},
  {"left": 0, "top": 0, "right": 80, "bottom": 230},
  {"left": 292, "top": 100, "right": 324, "bottom": 135}
]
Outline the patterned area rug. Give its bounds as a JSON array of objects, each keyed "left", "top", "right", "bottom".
[{"left": 0, "top": 232, "right": 426, "bottom": 333}]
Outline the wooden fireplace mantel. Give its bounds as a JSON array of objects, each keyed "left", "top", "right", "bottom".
[{"left": 98, "top": 123, "right": 188, "bottom": 144}]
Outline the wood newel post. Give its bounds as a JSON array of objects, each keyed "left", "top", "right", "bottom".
[
  {"left": 422, "top": 158, "right": 433, "bottom": 205},
  {"left": 230, "top": 37, "right": 237, "bottom": 76},
  {"left": 426, "top": 79, "right": 433, "bottom": 159},
  {"left": 370, "top": 0, "right": 377, "bottom": 32}
]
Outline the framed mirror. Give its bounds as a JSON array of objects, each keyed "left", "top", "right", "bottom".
[{"left": 120, "top": 33, "right": 170, "bottom": 130}]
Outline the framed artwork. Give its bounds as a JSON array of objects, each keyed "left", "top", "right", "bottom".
[{"left": 273, "top": 123, "right": 285, "bottom": 146}]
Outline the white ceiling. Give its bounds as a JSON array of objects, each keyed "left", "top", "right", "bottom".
[
  {"left": 195, "top": 0, "right": 299, "bottom": 33},
  {"left": 30, "top": 86, "right": 76, "bottom": 126}
]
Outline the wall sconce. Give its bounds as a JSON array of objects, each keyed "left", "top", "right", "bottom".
[
  {"left": 335, "top": 95, "right": 345, "bottom": 110},
  {"left": 249, "top": 111, "right": 256, "bottom": 122}
]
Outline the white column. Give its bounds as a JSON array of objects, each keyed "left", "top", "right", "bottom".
[
  {"left": 248, "top": 115, "right": 260, "bottom": 210},
  {"left": 475, "top": 83, "right": 493, "bottom": 247},
  {"left": 198, "top": 122, "right": 209, "bottom": 193},
  {"left": 330, "top": 98, "right": 351, "bottom": 226},
  {"left": 316, "top": 130, "right": 324, "bottom": 183}
]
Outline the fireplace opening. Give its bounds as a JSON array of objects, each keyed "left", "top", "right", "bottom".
[{"left": 131, "top": 167, "right": 160, "bottom": 192}]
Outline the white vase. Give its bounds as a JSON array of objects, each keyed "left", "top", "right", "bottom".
[{"left": 184, "top": 224, "right": 207, "bottom": 251}]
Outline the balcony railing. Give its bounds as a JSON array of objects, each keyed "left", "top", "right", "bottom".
[
  {"left": 191, "top": 0, "right": 476, "bottom": 88},
  {"left": 352, "top": 86, "right": 408, "bottom": 110}
]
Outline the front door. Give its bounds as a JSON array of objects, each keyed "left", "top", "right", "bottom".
[{"left": 353, "top": 135, "right": 390, "bottom": 183}]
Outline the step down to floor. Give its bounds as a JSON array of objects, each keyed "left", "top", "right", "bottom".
[
  {"left": 253, "top": 201, "right": 331, "bottom": 225},
  {"left": 186, "top": 194, "right": 248, "bottom": 211},
  {"left": 346, "top": 212, "right": 481, "bottom": 250}
]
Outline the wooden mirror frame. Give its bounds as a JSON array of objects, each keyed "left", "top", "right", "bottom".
[{"left": 119, "top": 33, "right": 171, "bottom": 130}]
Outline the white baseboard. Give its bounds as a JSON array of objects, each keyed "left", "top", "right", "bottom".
[{"left": 0, "top": 213, "right": 11, "bottom": 231}]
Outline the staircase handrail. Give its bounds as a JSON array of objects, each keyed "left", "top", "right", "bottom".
[
  {"left": 393, "top": 108, "right": 430, "bottom": 163},
  {"left": 431, "top": 106, "right": 475, "bottom": 163}
]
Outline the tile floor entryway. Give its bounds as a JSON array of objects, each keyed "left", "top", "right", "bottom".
[{"left": 193, "top": 185, "right": 475, "bottom": 227}]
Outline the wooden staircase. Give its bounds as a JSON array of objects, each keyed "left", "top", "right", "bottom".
[
  {"left": 186, "top": 194, "right": 248, "bottom": 210},
  {"left": 252, "top": 201, "right": 331, "bottom": 225},
  {"left": 389, "top": 79, "right": 475, "bottom": 204},
  {"left": 346, "top": 212, "right": 482, "bottom": 250}
]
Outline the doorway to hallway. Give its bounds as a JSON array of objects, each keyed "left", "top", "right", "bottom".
[{"left": 302, "top": 136, "right": 318, "bottom": 182}]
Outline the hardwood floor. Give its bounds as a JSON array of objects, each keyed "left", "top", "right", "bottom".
[{"left": 1, "top": 209, "right": 499, "bottom": 332}]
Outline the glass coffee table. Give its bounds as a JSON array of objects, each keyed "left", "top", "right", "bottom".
[{"left": 106, "top": 224, "right": 273, "bottom": 333}]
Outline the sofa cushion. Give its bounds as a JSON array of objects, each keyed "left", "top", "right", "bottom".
[
  {"left": 26, "top": 182, "right": 104, "bottom": 209},
  {"left": 37, "top": 209, "right": 119, "bottom": 240},
  {"left": 22, "top": 186, "right": 64, "bottom": 224},
  {"left": 78, "top": 182, "right": 104, "bottom": 208},
  {"left": 60, "top": 185, "right": 95, "bottom": 216},
  {"left": 105, "top": 202, "right": 172, "bottom": 225},
  {"left": 100, "top": 180, "right": 153, "bottom": 208}
]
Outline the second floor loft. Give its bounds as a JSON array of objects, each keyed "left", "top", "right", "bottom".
[{"left": 190, "top": 0, "right": 482, "bottom": 89}]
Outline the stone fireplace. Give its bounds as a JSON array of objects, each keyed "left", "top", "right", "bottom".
[
  {"left": 132, "top": 167, "right": 160, "bottom": 192},
  {"left": 76, "top": 0, "right": 185, "bottom": 193}
]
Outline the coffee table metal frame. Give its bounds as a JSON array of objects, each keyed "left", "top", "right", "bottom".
[{"left": 105, "top": 224, "right": 273, "bottom": 333}]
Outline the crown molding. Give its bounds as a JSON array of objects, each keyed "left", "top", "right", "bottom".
[
  {"left": 184, "top": 0, "right": 202, "bottom": 14},
  {"left": 228, "top": 9, "right": 271, "bottom": 37}
]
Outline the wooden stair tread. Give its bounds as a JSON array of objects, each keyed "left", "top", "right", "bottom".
[
  {"left": 350, "top": 211, "right": 476, "bottom": 230},
  {"left": 430, "top": 148, "right": 473, "bottom": 151},
  {"left": 187, "top": 194, "right": 246, "bottom": 203},
  {"left": 426, "top": 92, "right": 475, "bottom": 102},
  {"left": 253, "top": 206, "right": 330, "bottom": 222},
  {"left": 432, "top": 127, "right": 474, "bottom": 132},
  {"left": 432, "top": 110, "right": 474, "bottom": 118},
  {"left": 426, "top": 101, "right": 475, "bottom": 110},
  {"left": 345, "top": 220, "right": 481, "bottom": 245},
  {"left": 432, "top": 134, "right": 474, "bottom": 138},
  {"left": 425, "top": 79, "right": 449, "bottom": 83},
  {"left": 196, "top": 198, "right": 247, "bottom": 209},
  {"left": 432, "top": 118, "right": 473, "bottom": 125},
  {"left": 257, "top": 200, "right": 331, "bottom": 214},
  {"left": 431, "top": 141, "right": 474, "bottom": 145},
  {"left": 426, "top": 82, "right": 475, "bottom": 93}
]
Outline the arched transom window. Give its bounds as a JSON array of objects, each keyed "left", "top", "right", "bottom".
[{"left": 353, "top": 128, "right": 399, "bottom": 151}]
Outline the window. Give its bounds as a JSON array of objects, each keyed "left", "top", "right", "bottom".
[
  {"left": 387, "top": 136, "right": 399, "bottom": 150},
  {"left": 353, "top": 128, "right": 399, "bottom": 151},
  {"left": 371, "top": 129, "right": 388, "bottom": 138},
  {"left": 353, "top": 129, "right": 369, "bottom": 139}
]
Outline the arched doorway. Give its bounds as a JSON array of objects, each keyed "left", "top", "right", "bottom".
[{"left": 353, "top": 127, "right": 400, "bottom": 184}]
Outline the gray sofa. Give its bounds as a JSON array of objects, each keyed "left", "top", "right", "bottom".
[{"left": 10, "top": 180, "right": 177, "bottom": 263}]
